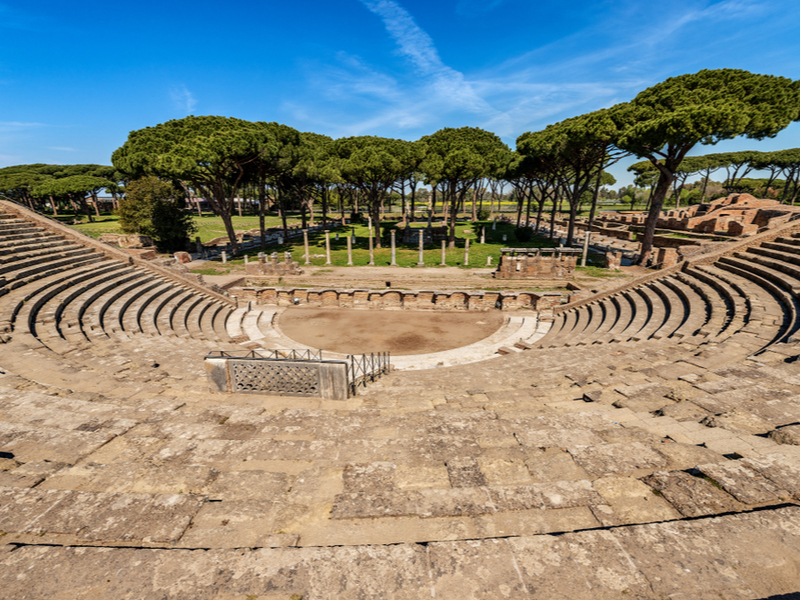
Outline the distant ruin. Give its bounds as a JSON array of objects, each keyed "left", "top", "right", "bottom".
[
  {"left": 244, "top": 251, "right": 302, "bottom": 276},
  {"left": 600, "top": 193, "right": 800, "bottom": 236},
  {"left": 493, "top": 247, "right": 579, "bottom": 279}
]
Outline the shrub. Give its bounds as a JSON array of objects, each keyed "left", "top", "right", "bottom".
[
  {"left": 118, "top": 176, "right": 196, "bottom": 253},
  {"left": 477, "top": 208, "right": 491, "bottom": 221}
]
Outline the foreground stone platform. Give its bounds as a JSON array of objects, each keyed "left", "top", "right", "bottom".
[{"left": 2, "top": 507, "right": 800, "bottom": 599}]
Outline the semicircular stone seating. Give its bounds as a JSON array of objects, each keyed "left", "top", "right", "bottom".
[
  {"left": 532, "top": 232, "right": 800, "bottom": 367},
  {"left": 3, "top": 201, "right": 800, "bottom": 597}
]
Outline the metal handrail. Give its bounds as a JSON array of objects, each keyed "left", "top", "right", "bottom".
[
  {"left": 206, "top": 349, "right": 324, "bottom": 361},
  {"left": 347, "top": 351, "right": 391, "bottom": 393}
]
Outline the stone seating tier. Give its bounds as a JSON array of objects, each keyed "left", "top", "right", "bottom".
[{"left": 3, "top": 203, "right": 800, "bottom": 595}]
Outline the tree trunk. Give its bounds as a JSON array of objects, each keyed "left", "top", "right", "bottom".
[
  {"left": 548, "top": 185, "right": 559, "bottom": 240},
  {"left": 637, "top": 171, "right": 674, "bottom": 266},
  {"left": 567, "top": 200, "right": 578, "bottom": 246},
  {"left": 700, "top": 171, "right": 710, "bottom": 201},
  {"left": 471, "top": 186, "right": 477, "bottom": 222},
  {"left": 535, "top": 191, "right": 546, "bottom": 233},
  {"left": 514, "top": 189, "right": 523, "bottom": 228},
  {"left": 321, "top": 187, "right": 329, "bottom": 229},
  {"left": 49, "top": 195, "right": 58, "bottom": 217},
  {"left": 91, "top": 192, "right": 101, "bottom": 217},
  {"left": 400, "top": 181, "right": 406, "bottom": 221},
  {"left": 371, "top": 197, "right": 382, "bottom": 249},
  {"left": 218, "top": 207, "right": 239, "bottom": 254},
  {"left": 409, "top": 180, "right": 417, "bottom": 220},
  {"left": 280, "top": 202, "right": 289, "bottom": 242},
  {"left": 525, "top": 183, "right": 533, "bottom": 227},
  {"left": 448, "top": 186, "right": 459, "bottom": 249},
  {"left": 258, "top": 185, "right": 267, "bottom": 250},
  {"left": 587, "top": 165, "right": 603, "bottom": 231}
]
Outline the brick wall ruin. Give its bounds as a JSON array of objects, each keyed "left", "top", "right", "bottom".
[
  {"left": 493, "top": 248, "right": 579, "bottom": 279},
  {"left": 244, "top": 252, "right": 302, "bottom": 276},
  {"left": 233, "top": 286, "right": 564, "bottom": 311}
]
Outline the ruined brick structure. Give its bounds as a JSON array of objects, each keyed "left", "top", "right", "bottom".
[
  {"left": 234, "top": 286, "right": 563, "bottom": 311},
  {"left": 599, "top": 194, "right": 800, "bottom": 237},
  {"left": 493, "top": 247, "right": 579, "bottom": 279},
  {"left": 244, "top": 251, "right": 302, "bottom": 276}
]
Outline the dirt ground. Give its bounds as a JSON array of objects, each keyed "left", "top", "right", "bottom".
[{"left": 277, "top": 307, "right": 505, "bottom": 355}]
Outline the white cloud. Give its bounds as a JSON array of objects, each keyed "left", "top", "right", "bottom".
[
  {"left": 170, "top": 85, "right": 197, "bottom": 113},
  {"left": 47, "top": 146, "right": 76, "bottom": 152},
  {"left": 287, "top": 0, "right": 796, "bottom": 151},
  {"left": 0, "top": 121, "right": 45, "bottom": 132},
  {"left": 358, "top": 0, "right": 493, "bottom": 114}
]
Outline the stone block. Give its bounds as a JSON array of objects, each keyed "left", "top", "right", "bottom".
[{"left": 642, "top": 471, "right": 744, "bottom": 517}]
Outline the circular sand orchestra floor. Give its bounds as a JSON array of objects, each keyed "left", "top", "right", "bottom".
[{"left": 277, "top": 307, "right": 505, "bottom": 355}]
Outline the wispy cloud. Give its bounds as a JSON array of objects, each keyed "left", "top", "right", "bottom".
[
  {"left": 47, "top": 146, "right": 76, "bottom": 152},
  {"left": 170, "top": 85, "right": 197, "bottom": 113},
  {"left": 0, "top": 121, "right": 45, "bottom": 132},
  {"left": 358, "top": 0, "right": 492, "bottom": 114},
  {"left": 288, "top": 0, "right": 795, "bottom": 147}
]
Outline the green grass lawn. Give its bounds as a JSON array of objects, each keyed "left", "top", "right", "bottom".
[
  {"left": 59, "top": 212, "right": 303, "bottom": 243},
  {"left": 59, "top": 210, "right": 608, "bottom": 271},
  {"left": 218, "top": 220, "right": 607, "bottom": 270}
]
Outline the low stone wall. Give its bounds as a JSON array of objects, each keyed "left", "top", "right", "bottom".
[
  {"left": 233, "top": 286, "right": 564, "bottom": 311},
  {"left": 651, "top": 235, "right": 706, "bottom": 249}
]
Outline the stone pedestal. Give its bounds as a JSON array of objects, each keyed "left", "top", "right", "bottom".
[{"left": 604, "top": 251, "right": 622, "bottom": 271}]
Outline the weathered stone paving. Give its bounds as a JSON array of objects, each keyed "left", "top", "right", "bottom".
[
  {"left": 2, "top": 508, "right": 800, "bottom": 598},
  {"left": 4, "top": 200, "right": 800, "bottom": 596}
]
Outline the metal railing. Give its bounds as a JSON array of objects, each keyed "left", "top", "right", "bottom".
[
  {"left": 206, "top": 349, "right": 323, "bottom": 361},
  {"left": 347, "top": 352, "right": 391, "bottom": 394}
]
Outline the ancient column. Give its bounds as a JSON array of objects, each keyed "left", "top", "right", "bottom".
[
  {"left": 390, "top": 230, "right": 397, "bottom": 266},
  {"left": 464, "top": 239, "right": 470, "bottom": 266},
  {"left": 480, "top": 227, "right": 485, "bottom": 244},
  {"left": 417, "top": 230, "right": 425, "bottom": 266},
  {"left": 303, "top": 229, "right": 311, "bottom": 265},
  {"left": 347, "top": 234, "right": 354, "bottom": 266},
  {"left": 441, "top": 240, "right": 446, "bottom": 266},
  {"left": 221, "top": 251, "right": 227, "bottom": 264},
  {"left": 325, "top": 231, "right": 332, "bottom": 265}
]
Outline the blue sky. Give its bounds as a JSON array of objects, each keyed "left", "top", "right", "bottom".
[{"left": 2, "top": 0, "right": 800, "bottom": 186}]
